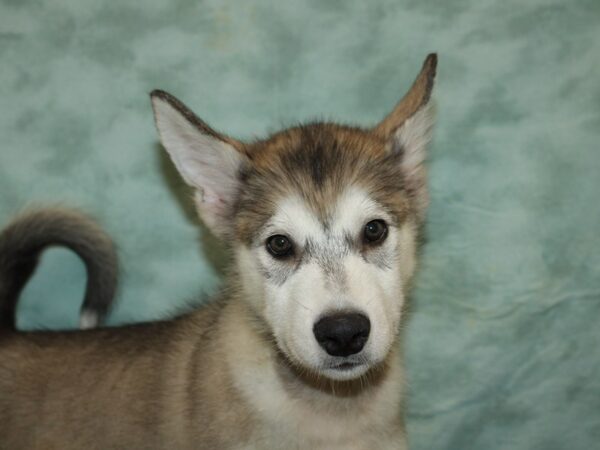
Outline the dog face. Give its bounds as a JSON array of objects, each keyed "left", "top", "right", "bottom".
[{"left": 151, "top": 54, "right": 436, "bottom": 381}]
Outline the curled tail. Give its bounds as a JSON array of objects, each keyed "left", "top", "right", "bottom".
[{"left": 0, "top": 209, "right": 118, "bottom": 330}]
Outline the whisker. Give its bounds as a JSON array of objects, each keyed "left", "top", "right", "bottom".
[{"left": 291, "top": 297, "right": 314, "bottom": 312}]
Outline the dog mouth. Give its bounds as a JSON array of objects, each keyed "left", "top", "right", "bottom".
[
  {"left": 329, "top": 361, "right": 362, "bottom": 371},
  {"left": 324, "top": 355, "right": 369, "bottom": 373},
  {"left": 318, "top": 358, "right": 373, "bottom": 381}
]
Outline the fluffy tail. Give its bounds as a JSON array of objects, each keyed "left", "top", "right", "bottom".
[{"left": 0, "top": 209, "right": 118, "bottom": 330}]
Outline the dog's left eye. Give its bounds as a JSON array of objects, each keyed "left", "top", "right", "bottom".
[
  {"left": 266, "top": 235, "right": 294, "bottom": 258},
  {"left": 363, "top": 220, "right": 388, "bottom": 244}
]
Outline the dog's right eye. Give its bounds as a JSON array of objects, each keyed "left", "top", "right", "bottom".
[
  {"left": 266, "top": 235, "right": 294, "bottom": 258},
  {"left": 363, "top": 219, "right": 388, "bottom": 245}
]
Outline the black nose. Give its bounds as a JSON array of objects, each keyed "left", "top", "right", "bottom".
[{"left": 313, "top": 313, "right": 371, "bottom": 357}]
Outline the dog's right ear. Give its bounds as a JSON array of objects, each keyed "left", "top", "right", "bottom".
[{"left": 150, "top": 90, "right": 247, "bottom": 238}]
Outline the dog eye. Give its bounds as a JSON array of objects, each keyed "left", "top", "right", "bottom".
[
  {"left": 363, "top": 220, "right": 388, "bottom": 244},
  {"left": 266, "top": 235, "right": 294, "bottom": 258}
]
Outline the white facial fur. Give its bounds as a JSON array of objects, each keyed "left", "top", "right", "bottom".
[{"left": 236, "top": 186, "right": 418, "bottom": 381}]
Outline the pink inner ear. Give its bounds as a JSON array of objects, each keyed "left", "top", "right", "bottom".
[
  {"left": 200, "top": 187, "right": 225, "bottom": 207},
  {"left": 206, "top": 192, "right": 229, "bottom": 208}
]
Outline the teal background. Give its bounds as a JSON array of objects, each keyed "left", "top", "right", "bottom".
[{"left": 1, "top": 0, "right": 599, "bottom": 448}]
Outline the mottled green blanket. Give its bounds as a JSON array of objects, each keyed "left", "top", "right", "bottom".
[{"left": 1, "top": 0, "right": 599, "bottom": 448}]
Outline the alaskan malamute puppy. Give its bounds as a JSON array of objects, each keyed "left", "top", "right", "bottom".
[{"left": 0, "top": 54, "right": 437, "bottom": 449}]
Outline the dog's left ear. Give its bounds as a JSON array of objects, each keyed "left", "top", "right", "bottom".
[
  {"left": 375, "top": 53, "right": 437, "bottom": 221},
  {"left": 150, "top": 90, "right": 248, "bottom": 238}
]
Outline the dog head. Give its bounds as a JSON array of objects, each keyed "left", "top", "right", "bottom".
[{"left": 151, "top": 54, "right": 436, "bottom": 381}]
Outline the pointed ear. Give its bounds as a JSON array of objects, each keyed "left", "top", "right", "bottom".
[
  {"left": 375, "top": 53, "right": 437, "bottom": 221},
  {"left": 150, "top": 90, "right": 248, "bottom": 237}
]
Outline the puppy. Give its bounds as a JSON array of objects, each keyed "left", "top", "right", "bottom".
[{"left": 0, "top": 54, "right": 437, "bottom": 449}]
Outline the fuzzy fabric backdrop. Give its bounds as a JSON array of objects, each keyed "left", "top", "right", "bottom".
[{"left": 1, "top": 0, "right": 599, "bottom": 448}]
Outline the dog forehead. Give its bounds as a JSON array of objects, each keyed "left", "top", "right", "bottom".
[
  {"left": 235, "top": 123, "right": 408, "bottom": 244},
  {"left": 268, "top": 187, "right": 382, "bottom": 241}
]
